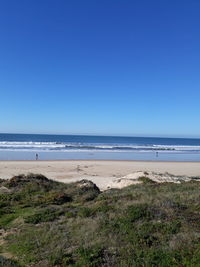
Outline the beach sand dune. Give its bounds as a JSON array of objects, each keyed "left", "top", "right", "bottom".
[{"left": 0, "top": 160, "right": 200, "bottom": 190}]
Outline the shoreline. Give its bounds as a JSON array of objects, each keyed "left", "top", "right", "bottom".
[{"left": 1, "top": 150, "right": 200, "bottom": 162}]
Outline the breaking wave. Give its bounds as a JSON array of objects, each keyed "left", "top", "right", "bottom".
[{"left": 0, "top": 141, "right": 200, "bottom": 153}]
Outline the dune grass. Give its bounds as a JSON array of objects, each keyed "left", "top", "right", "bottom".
[{"left": 0, "top": 174, "right": 200, "bottom": 266}]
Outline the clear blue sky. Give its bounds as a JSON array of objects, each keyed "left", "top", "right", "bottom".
[{"left": 1, "top": 0, "right": 200, "bottom": 137}]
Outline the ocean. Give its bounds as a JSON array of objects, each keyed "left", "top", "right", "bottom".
[{"left": 0, "top": 133, "right": 200, "bottom": 161}]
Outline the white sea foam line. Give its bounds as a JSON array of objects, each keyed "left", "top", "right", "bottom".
[
  {"left": 1, "top": 143, "right": 200, "bottom": 149},
  {"left": 0, "top": 145, "right": 65, "bottom": 148},
  {"left": 1, "top": 142, "right": 200, "bottom": 151},
  {"left": 0, "top": 142, "right": 57, "bottom": 145}
]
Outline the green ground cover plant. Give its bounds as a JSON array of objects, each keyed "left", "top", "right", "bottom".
[{"left": 0, "top": 174, "right": 200, "bottom": 266}]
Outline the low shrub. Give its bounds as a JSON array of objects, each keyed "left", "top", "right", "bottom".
[
  {"left": 0, "top": 256, "right": 21, "bottom": 267},
  {"left": 24, "top": 208, "right": 63, "bottom": 224},
  {"left": 138, "top": 176, "right": 156, "bottom": 184},
  {"left": 126, "top": 203, "right": 152, "bottom": 222}
]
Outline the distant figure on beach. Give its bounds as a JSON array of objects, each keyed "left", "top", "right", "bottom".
[
  {"left": 36, "top": 153, "right": 38, "bottom": 160},
  {"left": 156, "top": 152, "right": 158, "bottom": 157}
]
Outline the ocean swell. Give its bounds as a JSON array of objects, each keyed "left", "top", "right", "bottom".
[{"left": 0, "top": 141, "right": 200, "bottom": 153}]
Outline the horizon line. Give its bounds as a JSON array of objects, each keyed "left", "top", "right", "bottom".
[{"left": 0, "top": 132, "right": 200, "bottom": 140}]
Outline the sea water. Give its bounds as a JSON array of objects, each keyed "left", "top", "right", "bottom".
[{"left": 0, "top": 133, "right": 200, "bottom": 161}]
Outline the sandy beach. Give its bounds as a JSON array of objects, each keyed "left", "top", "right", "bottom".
[{"left": 0, "top": 160, "right": 200, "bottom": 190}]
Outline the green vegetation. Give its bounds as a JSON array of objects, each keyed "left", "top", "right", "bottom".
[
  {"left": 0, "top": 174, "right": 200, "bottom": 266},
  {"left": 0, "top": 256, "right": 20, "bottom": 267}
]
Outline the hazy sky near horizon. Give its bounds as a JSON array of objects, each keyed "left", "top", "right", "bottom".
[{"left": 1, "top": 0, "right": 200, "bottom": 137}]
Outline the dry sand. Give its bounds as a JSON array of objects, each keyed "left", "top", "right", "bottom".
[{"left": 0, "top": 160, "right": 200, "bottom": 190}]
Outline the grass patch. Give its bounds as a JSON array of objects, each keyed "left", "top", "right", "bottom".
[
  {"left": 0, "top": 174, "right": 200, "bottom": 266},
  {"left": 138, "top": 176, "right": 156, "bottom": 184},
  {"left": 24, "top": 207, "right": 63, "bottom": 224}
]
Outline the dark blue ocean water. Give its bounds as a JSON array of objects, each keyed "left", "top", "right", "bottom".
[{"left": 0, "top": 133, "right": 200, "bottom": 161}]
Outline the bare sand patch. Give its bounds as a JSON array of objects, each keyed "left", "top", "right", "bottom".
[{"left": 0, "top": 160, "right": 200, "bottom": 190}]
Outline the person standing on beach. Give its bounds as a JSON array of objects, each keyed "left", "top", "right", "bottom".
[{"left": 36, "top": 153, "right": 38, "bottom": 160}]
